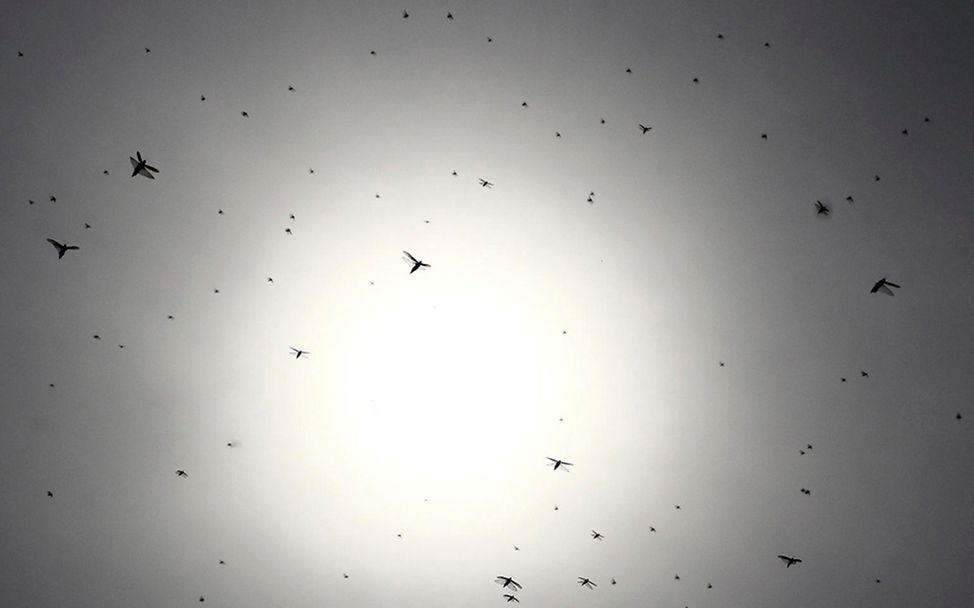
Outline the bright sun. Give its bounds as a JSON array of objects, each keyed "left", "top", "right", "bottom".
[{"left": 307, "top": 284, "right": 560, "bottom": 505}]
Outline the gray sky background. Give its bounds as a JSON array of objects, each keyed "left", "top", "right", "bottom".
[{"left": 1, "top": 0, "right": 972, "bottom": 606}]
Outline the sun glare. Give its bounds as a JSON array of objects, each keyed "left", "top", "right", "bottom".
[{"left": 316, "top": 286, "right": 556, "bottom": 502}]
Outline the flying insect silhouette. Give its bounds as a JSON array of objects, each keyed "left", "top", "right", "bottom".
[
  {"left": 402, "top": 251, "right": 430, "bottom": 274},
  {"left": 777, "top": 555, "right": 802, "bottom": 568},
  {"left": 129, "top": 151, "right": 159, "bottom": 179},
  {"left": 546, "top": 457, "right": 573, "bottom": 471},
  {"left": 870, "top": 277, "right": 901, "bottom": 295},
  {"left": 46, "top": 239, "right": 79, "bottom": 259},
  {"left": 495, "top": 576, "right": 522, "bottom": 592}
]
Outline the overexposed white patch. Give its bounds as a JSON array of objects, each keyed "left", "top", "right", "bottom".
[{"left": 317, "top": 287, "right": 554, "bottom": 504}]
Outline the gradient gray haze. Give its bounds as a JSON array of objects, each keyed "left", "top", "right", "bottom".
[{"left": 1, "top": 1, "right": 973, "bottom": 607}]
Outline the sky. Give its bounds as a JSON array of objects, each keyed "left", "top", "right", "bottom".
[{"left": 1, "top": 0, "right": 972, "bottom": 606}]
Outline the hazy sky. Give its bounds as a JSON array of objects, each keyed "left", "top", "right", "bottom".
[{"left": 1, "top": 0, "right": 973, "bottom": 606}]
